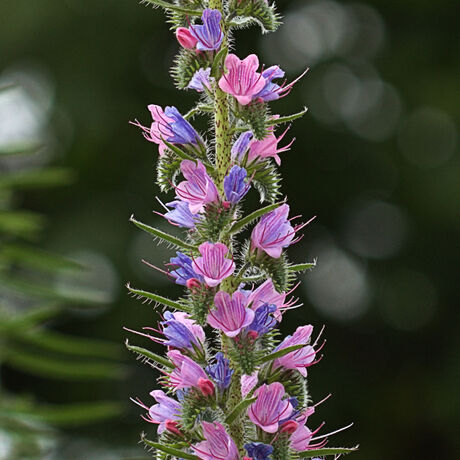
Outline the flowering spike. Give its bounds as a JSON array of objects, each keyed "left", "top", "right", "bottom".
[{"left": 126, "top": 1, "right": 355, "bottom": 458}]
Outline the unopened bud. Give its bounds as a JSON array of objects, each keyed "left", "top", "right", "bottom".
[
  {"left": 165, "top": 420, "right": 183, "bottom": 436},
  {"left": 198, "top": 377, "right": 215, "bottom": 397},
  {"left": 176, "top": 27, "right": 198, "bottom": 50},
  {"left": 222, "top": 201, "right": 231, "bottom": 210},
  {"left": 280, "top": 420, "right": 299, "bottom": 434},
  {"left": 186, "top": 278, "right": 201, "bottom": 290},
  {"left": 247, "top": 330, "right": 259, "bottom": 341}
]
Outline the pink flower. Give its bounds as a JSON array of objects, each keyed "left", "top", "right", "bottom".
[
  {"left": 241, "top": 371, "right": 258, "bottom": 398},
  {"left": 192, "top": 242, "right": 235, "bottom": 287},
  {"left": 168, "top": 349, "right": 211, "bottom": 392},
  {"left": 176, "top": 27, "right": 198, "bottom": 49},
  {"left": 290, "top": 412, "right": 313, "bottom": 451},
  {"left": 251, "top": 204, "right": 295, "bottom": 258},
  {"left": 273, "top": 325, "right": 315, "bottom": 377},
  {"left": 176, "top": 160, "right": 219, "bottom": 214},
  {"left": 218, "top": 54, "right": 267, "bottom": 105},
  {"left": 207, "top": 291, "right": 255, "bottom": 338},
  {"left": 192, "top": 422, "right": 239, "bottom": 460},
  {"left": 248, "top": 382, "right": 293, "bottom": 433},
  {"left": 248, "top": 125, "right": 295, "bottom": 166}
]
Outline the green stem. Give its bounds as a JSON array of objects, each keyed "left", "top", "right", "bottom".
[{"left": 209, "top": 0, "right": 231, "bottom": 194}]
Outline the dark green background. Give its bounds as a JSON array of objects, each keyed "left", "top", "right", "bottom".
[{"left": 1, "top": 0, "right": 459, "bottom": 458}]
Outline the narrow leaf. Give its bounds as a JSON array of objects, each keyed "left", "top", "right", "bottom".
[
  {"left": 142, "top": 438, "right": 199, "bottom": 460},
  {"left": 229, "top": 201, "right": 284, "bottom": 235},
  {"left": 268, "top": 107, "right": 308, "bottom": 125},
  {"left": 258, "top": 344, "right": 307, "bottom": 364},
  {"left": 0, "top": 167, "right": 74, "bottom": 189},
  {"left": 297, "top": 446, "right": 358, "bottom": 458},
  {"left": 225, "top": 397, "right": 257, "bottom": 425},
  {"left": 0, "top": 142, "right": 43, "bottom": 156},
  {"left": 127, "top": 283, "right": 190, "bottom": 312},
  {"left": 0, "top": 211, "right": 44, "bottom": 238},
  {"left": 125, "top": 341, "right": 174, "bottom": 369},
  {"left": 162, "top": 139, "right": 195, "bottom": 162},
  {"left": 142, "top": 0, "right": 202, "bottom": 16},
  {"left": 211, "top": 46, "right": 228, "bottom": 78},
  {"left": 184, "top": 103, "right": 213, "bottom": 120},
  {"left": 289, "top": 261, "right": 316, "bottom": 272},
  {"left": 130, "top": 215, "right": 197, "bottom": 251}
]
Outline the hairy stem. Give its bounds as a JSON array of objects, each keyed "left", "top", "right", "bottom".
[{"left": 210, "top": 0, "right": 232, "bottom": 193}]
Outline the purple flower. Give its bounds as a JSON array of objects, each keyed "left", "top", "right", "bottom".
[
  {"left": 164, "top": 200, "right": 202, "bottom": 229},
  {"left": 208, "top": 291, "right": 255, "bottom": 338},
  {"left": 168, "top": 350, "right": 212, "bottom": 393},
  {"left": 248, "top": 382, "right": 293, "bottom": 433},
  {"left": 188, "top": 68, "right": 213, "bottom": 92},
  {"left": 192, "top": 242, "right": 235, "bottom": 287},
  {"left": 192, "top": 422, "right": 239, "bottom": 460},
  {"left": 290, "top": 412, "right": 313, "bottom": 451},
  {"left": 247, "top": 303, "right": 277, "bottom": 336},
  {"left": 161, "top": 310, "right": 205, "bottom": 350},
  {"left": 218, "top": 54, "right": 267, "bottom": 106},
  {"left": 244, "top": 442, "right": 274, "bottom": 460},
  {"left": 273, "top": 325, "right": 315, "bottom": 377},
  {"left": 169, "top": 252, "right": 204, "bottom": 286},
  {"left": 251, "top": 204, "right": 295, "bottom": 258},
  {"left": 176, "top": 160, "right": 219, "bottom": 214},
  {"left": 131, "top": 105, "right": 201, "bottom": 155},
  {"left": 131, "top": 390, "right": 181, "bottom": 434},
  {"left": 231, "top": 131, "right": 253, "bottom": 161},
  {"left": 206, "top": 352, "right": 234, "bottom": 390},
  {"left": 254, "top": 65, "right": 285, "bottom": 102},
  {"left": 190, "top": 9, "right": 224, "bottom": 51},
  {"left": 224, "top": 165, "right": 250, "bottom": 204}
]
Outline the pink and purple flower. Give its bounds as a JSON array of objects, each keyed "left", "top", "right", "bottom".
[
  {"left": 218, "top": 54, "right": 267, "bottom": 105},
  {"left": 192, "top": 422, "right": 239, "bottom": 460},
  {"left": 251, "top": 204, "right": 295, "bottom": 258},
  {"left": 207, "top": 290, "right": 255, "bottom": 337},
  {"left": 273, "top": 325, "right": 316, "bottom": 377},
  {"left": 175, "top": 160, "right": 219, "bottom": 214},
  {"left": 248, "top": 382, "right": 293, "bottom": 433},
  {"left": 224, "top": 165, "right": 250, "bottom": 204},
  {"left": 131, "top": 105, "right": 202, "bottom": 155},
  {"left": 192, "top": 242, "right": 235, "bottom": 287}
]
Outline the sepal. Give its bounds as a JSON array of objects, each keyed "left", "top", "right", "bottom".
[
  {"left": 247, "top": 159, "right": 282, "bottom": 203},
  {"left": 171, "top": 48, "right": 211, "bottom": 89},
  {"left": 230, "top": 0, "right": 282, "bottom": 34}
]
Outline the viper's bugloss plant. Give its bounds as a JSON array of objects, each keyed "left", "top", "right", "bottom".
[{"left": 126, "top": 1, "right": 357, "bottom": 458}]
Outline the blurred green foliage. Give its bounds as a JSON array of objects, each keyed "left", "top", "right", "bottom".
[{"left": 0, "top": 0, "right": 458, "bottom": 459}]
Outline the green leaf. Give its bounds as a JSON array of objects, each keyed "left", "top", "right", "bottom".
[
  {"left": 0, "top": 167, "right": 74, "bottom": 190},
  {"left": 250, "top": 160, "right": 282, "bottom": 203},
  {"left": 225, "top": 397, "right": 257, "bottom": 424},
  {"left": 142, "top": 0, "right": 202, "bottom": 16},
  {"left": 184, "top": 103, "right": 213, "bottom": 120},
  {"left": 258, "top": 344, "right": 307, "bottom": 364},
  {"left": 296, "top": 446, "right": 358, "bottom": 457},
  {"left": 16, "top": 330, "right": 121, "bottom": 359},
  {"left": 211, "top": 46, "right": 228, "bottom": 78},
  {"left": 2, "top": 346, "right": 123, "bottom": 380},
  {"left": 289, "top": 261, "right": 316, "bottom": 273},
  {"left": 3, "top": 401, "right": 123, "bottom": 427},
  {"left": 0, "top": 142, "right": 43, "bottom": 156},
  {"left": 157, "top": 150, "right": 182, "bottom": 192},
  {"left": 125, "top": 341, "right": 174, "bottom": 369},
  {"left": 269, "top": 107, "right": 309, "bottom": 125},
  {"left": 129, "top": 215, "right": 197, "bottom": 251},
  {"left": 171, "top": 48, "right": 210, "bottom": 90},
  {"left": 141, "top": 437, "right": 199, "bottom": 460},
  {"left": 0, "top": 305, "right": 60, "bottom": 333},
  {"left": 127, "top": 283, "right": 190, "bottom": 312},
  {"left": 162, "top": 139, "right": 196, "bottom": 162},
  {"left": 233, "top": 0, "right": 282, "bottom": 34},
  {"left": 0, "top": 211, "right": 45, "bottom": 238},
  {"left": 229, "top": 201, "right": 284, "bottom": 235},
  {"left": 0, "top": 244, "right": 83, "bottom": 274}
]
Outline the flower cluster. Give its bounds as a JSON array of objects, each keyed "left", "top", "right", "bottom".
[{"left": 126, "top": 1, "right": 354, "bottom": 459}]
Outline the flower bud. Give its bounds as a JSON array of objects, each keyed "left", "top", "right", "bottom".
[
  {"left": 165, "top": 420, "right": 183, "bottom": 436},
  {"left": 198, "top": 377, "right": 215, "bottom": 397},
  {"left": 176, "top": 27, "right": 198, "bottom": 49},
  {"left": 247, "top": 330, "right": 259, "bottom": 341},
  {"left": 280, "top": 420, "right": 299, "bottom": 434},
  {"left": 186, "top": 277, "right": 202, "bottom": 290}
]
